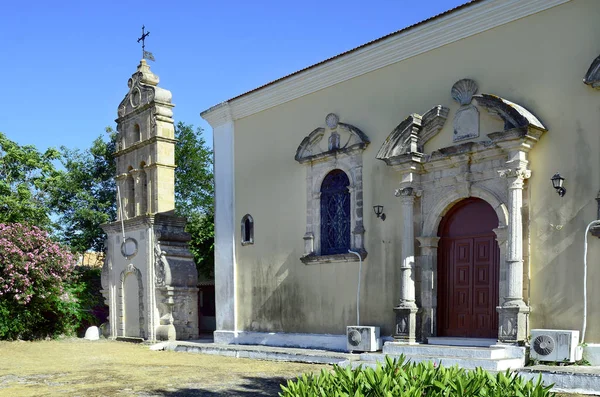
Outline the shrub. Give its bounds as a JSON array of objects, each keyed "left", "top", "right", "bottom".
[
  {"left": 0, "top": 223, "right": 80, "bottom": 340},
  {"left": 280, "top": 355, "right": 555, "bottom": 397},
  {"left": 72, "top": 266, "right": 108, "bottom": 336}
]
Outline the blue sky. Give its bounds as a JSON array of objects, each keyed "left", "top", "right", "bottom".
[{"left": 0, "top": 0, "right": 466, "bottom": 152}]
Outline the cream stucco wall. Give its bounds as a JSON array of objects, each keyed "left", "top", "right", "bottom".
[{"left": 230, "top": 0, "right": 600, "bottom": 340}]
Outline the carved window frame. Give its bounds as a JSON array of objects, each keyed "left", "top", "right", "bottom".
[{"left": 295, "top": 114, "right": 368, "bottom": 265}]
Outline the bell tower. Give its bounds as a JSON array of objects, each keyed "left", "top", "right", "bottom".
[
  {"left": 115, "top": 59, "right": 175, "bottom": 217},
  {"left": 101, "top": 60, "right": 199, "bottom": 342}
]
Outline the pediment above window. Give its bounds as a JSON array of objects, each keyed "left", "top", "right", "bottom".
[
  {"left": 473, "top": 94, "right": 546, "bottom": 133},
  {"left": 295, "top": 113, "right": 369, "bottom": 164},
  {"left": 377, "top": 80, "right": 547, "bottom": 166},
  {"left": 584, "top": 54, "right": 600, "bottom": 89},
  {"left": 376, "top": 105, "right": 449, "bottom": 165}
]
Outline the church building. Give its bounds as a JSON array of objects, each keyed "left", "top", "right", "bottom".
[{"left": 201, "top": 0, "right": 600, "bottom": 365}]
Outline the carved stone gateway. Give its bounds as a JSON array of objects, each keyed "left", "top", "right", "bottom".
[
  {"left": 100, "top": 60, "right": 199, "bottom": 341},
  {"left": 378, "top": 79, "right": 547, "bottom": 344}
]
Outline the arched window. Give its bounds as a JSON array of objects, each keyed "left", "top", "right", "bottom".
[
  {"left": 138, "top": 162, "right": 147, "bottom": 215},
  {"left": 241, "top": 214, "right": 254, "bottom": 245},
  {"left": 126, "top": 167, "right": 135, "bottom": 219},
  {"left": 320, "top": 170, "right": 350, "bottom": 255},
  {"left": 134, "top": 124, "right": 141, "bottom": 142}
]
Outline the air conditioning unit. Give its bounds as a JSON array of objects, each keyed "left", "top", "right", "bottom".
[
  {"left": 346, "top": 326, "right": 381, "bottom": 353},
  {"left": 530, "top": 329, "right": 582, "bottom": 363}
]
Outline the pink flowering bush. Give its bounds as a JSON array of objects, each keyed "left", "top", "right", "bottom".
[{"left": 0, "top": 222, "right": 81, "bottom": 340}]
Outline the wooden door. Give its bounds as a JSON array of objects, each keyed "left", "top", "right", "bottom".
[{"left": 438, "top": 198, "right": 499, "bottom": 338}]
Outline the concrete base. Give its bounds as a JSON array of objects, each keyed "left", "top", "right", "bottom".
[
  {"left": 584, "top": 344, "right": 600, "bottom": 365},
  {"left": 345, "top": 342, "right": 526, "bottom": 371},
  {"left": 214, "top": 330, "right": 394, "bottom": 352},
  {"left": 518, "top": 365, "right": 600, "bottom": 395},
  {"left": 160, "top": 340, "right": 358, "bottom": 365},
  {"left": 157, "top": 340, "right": 600, "bottom": 394}
]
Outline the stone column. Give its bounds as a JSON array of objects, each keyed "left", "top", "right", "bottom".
[
  {"left": 497, "top": 168, "right": 531, "bottom": 343},
  {"left": 416, "top": 236, "right": 440, "bottom": 341},
  {"left": 393, "top": 187, "right": 418, "bottom": 343}
]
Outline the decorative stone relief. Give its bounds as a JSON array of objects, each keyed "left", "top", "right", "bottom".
[
  {"left": 451, "top": 79, "right": 480, "bottom": 142},
  {"left": 296, "top": 114, "right": 369, "bottom": 264},
  {"left": 474, "top": 94, "right": 545, "bottom": 132},
  {"left": 584, "top": 54, "right": 600, "bottom": 89},
  {"left": 295, "top": 113, "right": 369, "bottom": 163},
  {"left": 154, "top": 242, "right": 167, "bottom": 287},
  {"left": 376, "top": 105, "right": 448, "bottom": 164}
]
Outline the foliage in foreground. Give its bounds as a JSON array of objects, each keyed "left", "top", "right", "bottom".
[
  {"left": 0, "top": 223, "right": 83, "bottom": 340},
  {"left": 49, "top": 128, "right": 117, "bottom": 253},
  {"left": 280, "top": 355, "right": 555, "bottom": 397},
  {"left": 0, "top": 132, "right": 60, "bottom": 229}
]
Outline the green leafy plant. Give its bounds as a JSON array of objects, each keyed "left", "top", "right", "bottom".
[
  {"left": 0, "top": 222, "right": 83, "bottom": 340},
  {"left": 280, "top": 355, "right": 556, "bottom": 397}
]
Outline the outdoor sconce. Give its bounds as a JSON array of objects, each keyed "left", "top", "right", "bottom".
[
  {"left": 373, "top": 205, "right": 386, "bottom": 221},
  {"left": 551, "top": 172, "right": 566, "bottom": 197}
]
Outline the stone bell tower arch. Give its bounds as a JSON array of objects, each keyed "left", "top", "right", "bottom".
[{"left": 101, "top": 59, "right": 199, "bottom": 341}]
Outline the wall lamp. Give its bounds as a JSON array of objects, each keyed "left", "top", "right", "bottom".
[
  {"left": 373, "top": 205, "right": 386, "bottom": 221},
  {"left": 551, "top": 172, "right": 566, "bottom": 197}
]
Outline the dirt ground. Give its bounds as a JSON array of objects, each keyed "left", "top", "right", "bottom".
[
  {"left": 0, "top": 338, "right": 591, "bottom": 396},
  {"left": 0, "top": 338, "right": 327, "bottom": 396}
]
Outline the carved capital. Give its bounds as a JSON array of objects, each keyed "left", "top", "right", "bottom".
[
  {"left": 417, "top": 236, "right": 440, "bottom": 256},
  {"left": 395, "top": 187, "right": 414, "bottom": 197},
  {"left": 493, "top": 226, "right": 508, "bottom": 246},
  {"left": 498, "top": 168, "right": 531, "bottom": 189}
]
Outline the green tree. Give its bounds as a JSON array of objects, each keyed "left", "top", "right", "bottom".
[
  {"left": 52, "top": 122, "right": 215, "bottom": 279},
  {"left": 173, "top": 122, "right": 214, "bottom": 279},
  {"left": 0, "top": 132, "right": 59, "bottom": 229},
  {"left": 49, "top": 128, "right": 117, "bottom": 253},
  {"left": 174, "top": 122, "right": 214, "bottom": 217}
]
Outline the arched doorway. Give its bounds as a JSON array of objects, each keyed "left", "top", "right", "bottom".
[{"left": 437, "top": 198, "right": 499, "bottom": 338}]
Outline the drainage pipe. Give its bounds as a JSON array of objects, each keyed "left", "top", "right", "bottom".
[{"left": 348, "top": 250, "right": 362, "bottom": 326}]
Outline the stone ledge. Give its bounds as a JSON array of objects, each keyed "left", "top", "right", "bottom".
[{"left": 300, "top": 250, "right": 367, "bottom": 265}]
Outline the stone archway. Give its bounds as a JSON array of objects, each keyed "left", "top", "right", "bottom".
[
  {"left": 418, "top": 187, "right": 508, "bottom": 342},
  {"left": 437, "top": 198, "right": 500, "bottom": 338}
]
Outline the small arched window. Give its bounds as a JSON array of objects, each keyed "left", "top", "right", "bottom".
[
  {"left": 320, "top": 169, "right": 350, "bottom": 255},
  {"left": 134, "top": 124, "right": 141, "bottom": 142},
  {"left": 241, "top": 214, "right": 254, "bottom": 245}
]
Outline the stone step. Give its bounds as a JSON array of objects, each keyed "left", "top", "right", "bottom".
[
  {"left": 427, "top": 337, "right": 497, "bottom": 347},
  {"left": 382, "top": 342, "right": 520, "bottom": 360},
  {"left": 343, "top": 353, "right": 525, "bottom": 372},
  {"left": 162, "top": 341, "right": 358, "bottom": 365}
]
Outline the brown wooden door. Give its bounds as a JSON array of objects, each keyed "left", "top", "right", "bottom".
[{"left": 438, "top": 198, "right": 499, "bottom": 338}]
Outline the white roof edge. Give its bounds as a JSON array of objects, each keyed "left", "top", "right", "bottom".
[{"left": 201, "top": 0, "right": 570, "bottom": 127}]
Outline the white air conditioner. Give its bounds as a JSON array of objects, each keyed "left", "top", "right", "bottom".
[
  {"left": 530, "top": 329, "right": 582, "bottom": 363},
  {"left": 346, "top": 326, "right": 381, "bottom": 353}
]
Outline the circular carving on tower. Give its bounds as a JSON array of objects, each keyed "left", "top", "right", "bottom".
[
  {"left": 121, "top": 237, "right": 138, "bottom": 258},
  {"left": 130, "top": 87, "right": 141, "bottom": 108}
]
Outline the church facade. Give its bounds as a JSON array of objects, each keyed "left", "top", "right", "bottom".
[{"left": 202, "top": 0, "right": 600, "bottom": 360}]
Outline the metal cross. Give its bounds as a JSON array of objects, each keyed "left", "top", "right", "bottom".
[{"left": 137, "top": 25, "right": 150, "bottom": 58}]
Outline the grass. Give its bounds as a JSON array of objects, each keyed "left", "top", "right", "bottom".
[
  {"left": 0, "top": 338, "right": 327, "bottom": 396},
  {"left": 0, "top": 338, "right": 592, "bottom": 396}
]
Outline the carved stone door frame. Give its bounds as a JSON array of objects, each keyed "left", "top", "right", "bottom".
[{"left": 377, "top": 83, "right": 547, "bottom": 344}]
